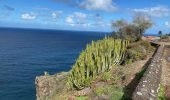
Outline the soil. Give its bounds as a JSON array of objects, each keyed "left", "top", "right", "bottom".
[{"left": 162, "top": 46, "right": 170, "bottom": 99}]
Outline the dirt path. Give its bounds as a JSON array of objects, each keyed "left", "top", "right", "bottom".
[{"left": 162, "top": 46, "right": 170, "bottom": 99}]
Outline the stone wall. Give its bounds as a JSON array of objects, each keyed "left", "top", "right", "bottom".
[{"left": 132, "top": 45, "right": 165, "bottom": 100}]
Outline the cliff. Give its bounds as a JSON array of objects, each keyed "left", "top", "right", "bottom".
[{"left": 35, "top": 72, "right": 68, "bottom": 100}]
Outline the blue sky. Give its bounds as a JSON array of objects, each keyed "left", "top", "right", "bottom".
[{"left": 0, "top": 0, "right": 170, "bottom": 33}]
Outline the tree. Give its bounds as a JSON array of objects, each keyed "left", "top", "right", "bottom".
[
  {"left": 111, "top": 13, "right": 154, "bottom": 42},
  {"left": 133, "top": 13, "right": 153, "bottom": 39},
  {"left": 112, "top": 19, "right": 127, "bottom": 32},
  {"left": 121, "top": 24, "right": 140, "bottom": 41}
]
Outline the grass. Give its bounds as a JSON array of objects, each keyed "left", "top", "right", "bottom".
[
  {"left": 94, "top": 85, "right": 123, "bottom": 100},
  {"left": 75, "top": 96, "right": 88, "bottom": 100},
  {"left": 102, "top": 72, "right": 112, "bottom": 81},
  {"left": 158, "top": 83, "right": 166, "bottom": 100}
]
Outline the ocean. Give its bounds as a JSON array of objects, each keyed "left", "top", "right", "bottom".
[{"left": 0, "top": 27, "right": 106, "bottom": 100}]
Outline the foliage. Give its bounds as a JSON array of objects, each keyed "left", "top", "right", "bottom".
[
  {"left": 124, "top": 41, "right": 155, "bottom": 63},
  {"left": 102, "top": 72, "right": 112, "bottom": 81},
  {"left": 108, "top": 87, "right": 123, "bottom": 100},
  {"left": 125, "top": 59, "right": 133, "bottom": 65},
  {"left": 94, "top": 85, "right": 123, "bottom": 100},
  {"left": 133, "top": 13, "right": 153, "bottom": 39},
  {"left": 75, "top": 96, "right": 88, "bottom": 100},
  {"left": 95, "top": 87, "right": 106, "bottom": 95},
  {"left": 112, "top": 19, "right": 128, "bottom": 31},
  {"left": 67, "top": 37, "right": 129, "bottom": 90},
  {"left": 158, "top": 83, "right": 166, "bottom": 100},
  {"left": 111, "top": 13, "right": 153, "bottom": 42},
  {"left": 126, "top": 46, "right": 146, "bottom": 62}
]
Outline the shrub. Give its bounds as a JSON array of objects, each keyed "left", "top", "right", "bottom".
[
  {"left": 124, "top": 41, "right": 155, "bottom": 63},
  {"left": 102, "top": 72, "right": 112, "bottom": 81},
  {"left": 94, "top": 86, "right": 123, "bottom": 99},
  {"left": 95, "top": 87, "right": 106, "bottom": 95},
  {"left": 75, "top": 96, "right": 88, "bottom": 100},
  {"left": 67, "top": 37, "right": 129, "bottom": 90},
  {"left": 158, "top": 83, "right": 166, "bottom": 100}
]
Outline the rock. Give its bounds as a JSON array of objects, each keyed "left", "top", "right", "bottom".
[
  {"left": 151, "top": 89, "right": 154, "bottom": 93},
  {"left": 35, "top": 72, "right": 68, "bottom": 100},
  {"left": 137, "top": 92, "right": 142, "bottom": 96},
  {"left": 74, "top": 87, "right": 92, "bottom": 96}
]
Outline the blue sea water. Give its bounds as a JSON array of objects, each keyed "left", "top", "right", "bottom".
[{"left": 0, "top": 27, "right": 106, "bottom": 100}]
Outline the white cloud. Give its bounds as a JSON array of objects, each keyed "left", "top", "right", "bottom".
[
  {"left": 66, "top": 16, "right": 74, "bottom": 24},
  {"left": 52, "top": 11, "right": 63, "bottom": 19},
  {"left": 65, "top": 12, "right": 88, "bottom": 26},
  {"left": 80, "top": 0, "right": 117, "bottom": 12},
  {"left": 65, "top": 12, "right": 111, "bottom": 28},
  {"left": 165, "top": 21, "right": 170, "bottom": 28},
  {"left": 21, "top": 13, "right": 36, "bottom": 20},
  {"left": 132, "top": 6, "right": 170, "bottom": 17},
  {"left": 74, "top": 12, "right": 87, "bottom": 19}
]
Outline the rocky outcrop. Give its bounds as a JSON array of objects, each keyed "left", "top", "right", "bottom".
[
  {"left": 35, "top": 72, "right": 68, "bottom": 100},
  {"left": 132, "top": 45, "right": 165, "bottom": 100}
]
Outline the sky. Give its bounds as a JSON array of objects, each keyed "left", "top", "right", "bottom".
[{"left": 0, "top": 0, "right": 170, "bottom": 33}]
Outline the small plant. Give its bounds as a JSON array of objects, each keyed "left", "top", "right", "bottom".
[
  {"left": 109, "top": 86, "right": 123, "bottom": 100},
  {"left": 75, "top": 96, "right": 88, "bottom": 100},
  {"left": 94, "top": 85, "right": 123, "bottom": 99},
  {"left": 158, "top": 83, "right": 166, "bottom": 100},
  {"left": 111, "top": 75, "right": 122, "bottom": 84},
  {"left": 125, "top": 59, "right": 133, "bottom": 64},
  {"left": 95, "top": 87, "right": 106, "bottom": 95},
  {"left": 102, "top": 72, "right": 112, "bottom": 81}
]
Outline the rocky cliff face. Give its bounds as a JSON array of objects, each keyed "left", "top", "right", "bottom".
[{"left": 35, "top": 72, "right": 68, "bottom": 100}]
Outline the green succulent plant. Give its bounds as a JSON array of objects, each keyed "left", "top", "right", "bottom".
[{"left": 67, "top": 37, "right": 129, "bottom": 90}]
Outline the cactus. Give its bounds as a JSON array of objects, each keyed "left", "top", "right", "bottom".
[{"left": 67, "top": 37, "right": 129, "bottom": 90}]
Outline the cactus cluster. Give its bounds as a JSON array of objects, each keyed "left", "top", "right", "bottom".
[{"left": 67, "top": 37, "right": 129, "bottom": 90}]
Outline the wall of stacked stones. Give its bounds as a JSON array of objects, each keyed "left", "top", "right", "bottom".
[{"left": 133, "top": 45, "right": 165, "bottom": 100}]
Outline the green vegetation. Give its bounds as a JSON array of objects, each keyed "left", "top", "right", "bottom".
[
  {"left": 158, "top": 83, "right": 166, "bottom": 100},
  {"left": 95, "top": 87, "right": 106, "bottom": 95},
  {"left": 94, "top": 85, "right": 123, "bottom": 100},
  {"left": 75, "top": 96, "right": 88, "bottom": 100},
  {"left": 101, "top": 72, "right": 112, "bottom": 81},
  {"left": 125, "top": 41, "right": 155, "bottom": 63},
  {"left": 53, "top": 40, "right": 155, "bottom": 99},
  {"left": 67, "top": 37, "right": 129, "bottom": 90},
  {"left": 161, "top": 33, "right": 170, "bottom": 39},
  {"left": 111, "top": 13, "right": 153, "bottom": 42}
]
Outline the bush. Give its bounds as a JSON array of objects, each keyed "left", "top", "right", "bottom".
[
  {"left": 94, "top": 86, "right": 123, "bottom": 99},
  {"left": 124, "top": 41, "right": 155, "bottom": 63},
  {"left": 67, "top": 37, "right": 129, "bottom": 90},
  {"left": 102, "top": 72, "right": 112, "bottom": 81},
  {"left": 158, "top": 83, "right": 166, "bottom": 100},
  {"left": 127, "top": 46, "right": 147, "bottom": 61},
  {"left": 95, "top": 87, "right": 106, "bottom": 95},
  {"left": 75, "top": 96, "right": 88, "bottom": 100}
]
